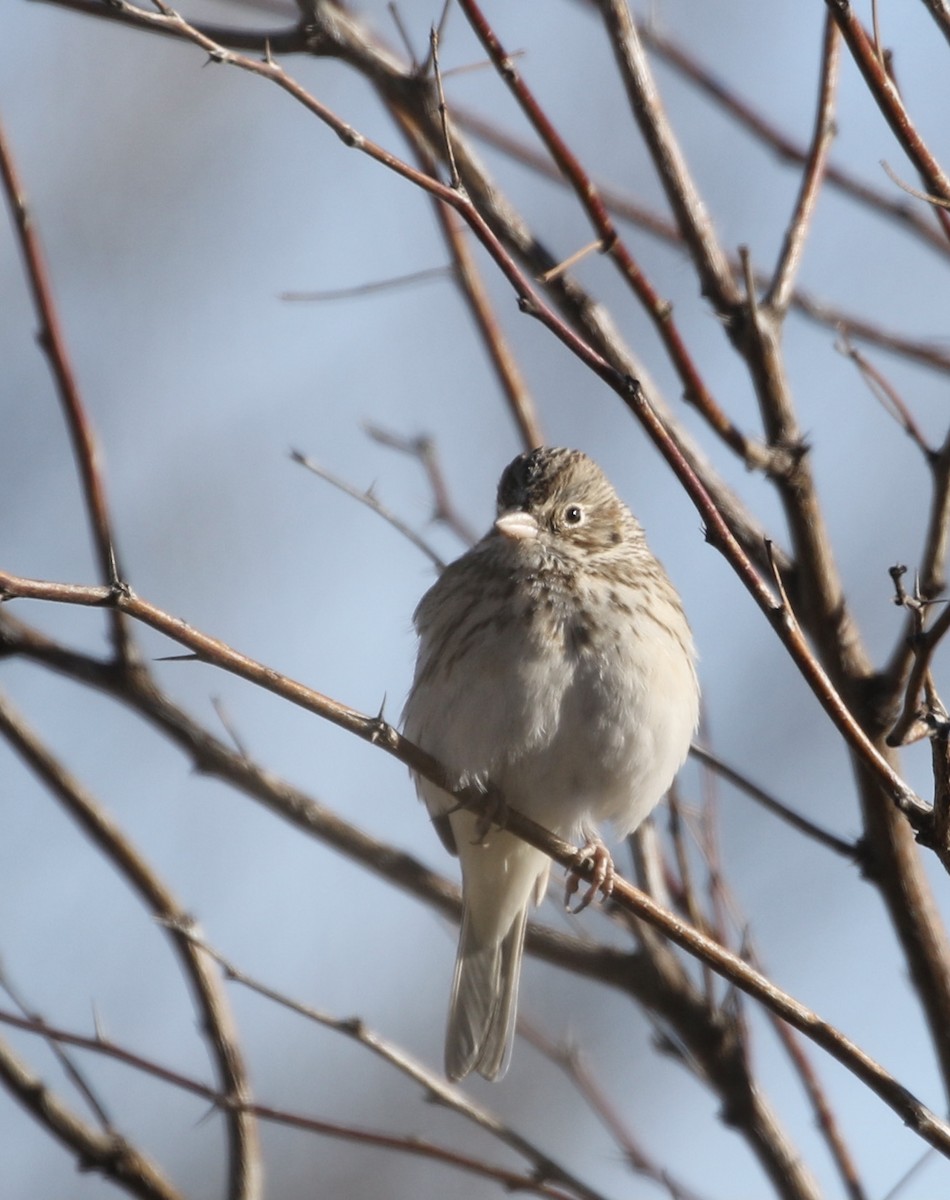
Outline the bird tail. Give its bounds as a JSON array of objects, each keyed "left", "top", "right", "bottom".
[{"left": 445, "top": 903, "right": 528, "bottom": 1082}]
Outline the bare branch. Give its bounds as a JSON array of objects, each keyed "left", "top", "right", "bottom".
[
  {"left": 280, "top": 264, "right": 451, "bottom": 302},
  {"left": 824, "top": 1, "right": 950, "bottom": 219},
  {"left": 593, "top": 0, "right": 739, "bottom": 312},
  {"left": 836, "top": 336, "right": 935, "bottom": 459},
  {"left": 689, "top": 745, "right": 860, "bottom": 860},
  {"left": 0, "top": 579, "right": 945, "bottom": 1157},
  {"left": 458, "top": 0, "right": 774, "bottom": 472},
  {"left": 0, "top": 691, "right": 262, "bottom": 1200},
  {"left": 882, "top": 159, "right": 950, "bottom": 210},
  {"left": 363, "top": 425, "right": 480, "bottom": 545},
  {"left": 767, "top": 15, "right": 840, "bottom": 312},
  {"left": 0, "top": 965, "right": 113, "bottom": 1131},
  {"left": 520, "top": 1021, "right": 712, "bottom": 1200},
  {"left": 291, "top": 448, "right": 447, "bottom": 569},
  {"left": 917, "top": 0, "right": 950, "bottom": 49},
  {"left": 0, "top": 1031, "right": 182, "bottom": 1200},
  {"left": 0, "top": 1010, "right": 585, "bottom": 1200},
  {"left": 0, "top": 117, "right": 132, "bottom": 662},
  {"left": 387, "top": 112, "right": 546, "bottom": 451}
]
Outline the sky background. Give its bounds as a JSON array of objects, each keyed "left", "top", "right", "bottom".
[{"left": 2, "top": 1, "right": 950, "bottom": 1197}]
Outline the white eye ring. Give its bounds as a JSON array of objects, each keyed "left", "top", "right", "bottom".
[{"left": 564, "top": 505, "right": 583, "bottom": 525}]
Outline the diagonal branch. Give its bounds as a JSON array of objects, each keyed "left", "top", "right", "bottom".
[
  {"left": 0, "top": 1010, "right": 586, "bottom": 1200},
  {"left": 593, "top": 0, "right": 739, "bottom": 313},
  {"left": 457, "top": 0, "right": 773, "bottom": 472},
  {"left": 824, "top": 1, "right": 950, "bottom": 223},
  {"left": 766, "top": 15, "right": 840, "bottom": 312},
  {"left": 0, "top": 576, "right": 945, "bottom": 1159},
  {"left": 689, "top": 745, "right": 860, "bottom": 860},
  {"left": 0, "top": 118, "right": 133, "bottom": 664},
  {"left": 633, "top": 14, "right": 950, "bottom": 259},
  {"left": 0, "top": 1032, "right": 182, "bottom": 1200},
  {"left": 0, "top": 690, "right": 262, "bottom": 1200},
  {"left": 388, "top": 105, "right": 545, "bottom": 451}
]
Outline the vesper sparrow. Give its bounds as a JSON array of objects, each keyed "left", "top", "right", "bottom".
[{"left": 403, "top": 447, "right": 699, "bottom": 1081}]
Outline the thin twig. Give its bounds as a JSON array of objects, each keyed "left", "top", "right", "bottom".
[
  {"left": 738, "top": 928, "right": 868, "bottom": 1200},
  {"left": 363, "top": 424, "right": 480, "bottom": 545},
  {"left": 538, "top": 239, "right": 607, "bottom": 284},
  {"left": 387, "top": 112, "right": 545, "bottom": 451},
  {"left": 887, "top": 586, "right": 950, "bottom": 749},
  {"left": 429, "top": 20, "right": 460, "bottom": 190},
  {"left": 835, "top": 336, "right": 934, "bottom": 459},
  {"left": 666, "top": 788, "right": 716, "bottom": 1001},
  {"left": 919, "top": 431, "right": 950, "bottom": 601},
  {"left": 882, "top": 160, "right": 950, "bottom": 211},
  {"left": 520, "top": 1021, "right": 712, "bottom": 1200},
  {"left": 0, "top": 965, "right": 113, "bottom": 1131},
  {"left": 0, "top": 576, "right": 945, "bottom": 1158},
  {"left": 766, "top": 15, "right": 839, "bottom": 312},
  {"left": 0, "top": 1032, "right": 182, "bottom": 1200},
  {"left": 0, "top": 118, "right": 132, "bottom": 663},
  {"left": 0, "top": 1010, "right": 584, "bottom": 1200},
  {"left": 291, "top": 448, "right": 447, "bottom": 569},
  {"left": 387, "top": 1, "right": 419, "bottom": 71},
  {"left": 879, "top": 1149, "right": 938, "bottom": 1200},
  {"left": 280, "top": 265, "right": 451, "bottom": 301},
  {"left": 689, "top": 745, "right": 860, "bottom": 860}
]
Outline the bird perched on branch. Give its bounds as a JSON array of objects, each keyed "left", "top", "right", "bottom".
[{"left": 403, "top": 446, "right": 698, "bottom": 1081}]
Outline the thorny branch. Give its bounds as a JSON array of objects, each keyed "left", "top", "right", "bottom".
[
  {"left": 22, "top": 0, "right": 929, "bottom": 845},
  {"left": 0, "top": 121, "right": 131, "bottom": 662},
  {"left": 0, "top": 1011, "right": 588, "bottom": 1200},
  {"left": 0, "top": 691, "right": 262, "bottom": 1200},
  {"left": 0, "top": 572, "right": 948, "bottom": 1163},
  {"left": 7, "top": 0, "right": 950, "bottom": 1194}
]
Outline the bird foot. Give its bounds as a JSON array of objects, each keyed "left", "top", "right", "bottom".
[
  {"left": 564, "top": 836, "right": 615, "bottom": 913},
  {"left": 471, "top": 787, "right": 510, "bottom": 844}
]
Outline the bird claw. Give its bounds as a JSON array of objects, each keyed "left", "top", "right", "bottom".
[
  {"left": 564, "top": 837, "right": 615, "bottom": 913},
  {"left": 471, "top": 788, "right": 510, "bottom": 844}
]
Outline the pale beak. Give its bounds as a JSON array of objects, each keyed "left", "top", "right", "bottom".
[{"left": 494, "top": 509, "right": 539, "bottom": 540}]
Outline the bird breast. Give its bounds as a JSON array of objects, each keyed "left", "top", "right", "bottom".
[{"left": 406, "top": 545, "right": 698, "bottom": 842}]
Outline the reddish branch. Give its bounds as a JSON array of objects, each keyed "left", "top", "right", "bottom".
[
  {"left": 0, "top": 1011, "right": 585, "bottom": 1200},
  {"left": 8, "top": 0, "right": 950, "bottom": 1186},
  {"left": 457, "top": 0, "right": 771, "bottom": 471},
  {"left": 0, "top": 121, "right": 132, "bottom": 662},
  {"left": 0, "top": 1032, "right": 181, "bottom": 1200},
  {"left": 766, "top": 15, "right": 840, "bottom": 312},
  {"left": 0, "top": 574, "right": 946, "bottom": 1161},
  {"left": 824, "top": 0, "right": 950, "bottom": 233},
  {"left": 636, "top": 14, "right": 950, "bottom": 259}
]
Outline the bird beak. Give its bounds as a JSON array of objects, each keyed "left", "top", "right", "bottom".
[{"left": 494, "top": 509, "right": 539, "bottom": 540}]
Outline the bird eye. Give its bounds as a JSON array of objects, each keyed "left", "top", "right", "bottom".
[{"left": 564, "top": 505, "right": 583, "bottom": 525}]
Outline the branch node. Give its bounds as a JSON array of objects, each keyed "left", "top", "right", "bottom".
[
  {"left": 368, "top": 715, "right": 398, "bottom": 751},
  {"left": 108, "top": 578, "right": 133, "bottom": 605}
]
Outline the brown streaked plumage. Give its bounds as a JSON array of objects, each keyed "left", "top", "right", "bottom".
[{"left": 403, "top": 447, "right": 699, "bottom": 1081}]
